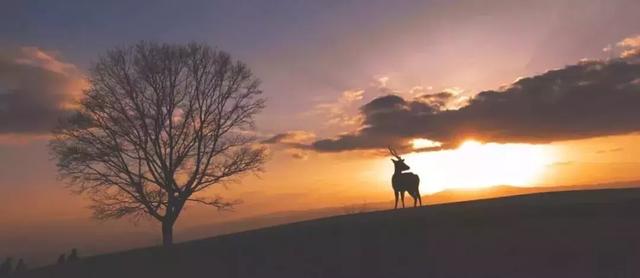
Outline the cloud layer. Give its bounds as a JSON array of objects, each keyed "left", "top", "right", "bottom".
[
  {"left": 262, "top": 130, "right": 316, "bottom": 146},
  {"left": 0, "top": 47, "right": 85, "bottom": 135},
  {"left": 262, "top": 130, "right": 316, "bottom": 159},
  {"left": 312, "top": 56, "right": 640, "bottom": 153}
]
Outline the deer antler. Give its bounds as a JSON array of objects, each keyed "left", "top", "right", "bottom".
[{"left": 387, "top": 146, "right": 402, "bottom": 159}]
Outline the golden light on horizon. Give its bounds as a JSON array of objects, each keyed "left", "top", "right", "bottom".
[
  {"left": 411, "top": 138, "right": 443, "bottom": 149},
  {"left": 382, "top": 140, "right": 557, "bottom": 194}
]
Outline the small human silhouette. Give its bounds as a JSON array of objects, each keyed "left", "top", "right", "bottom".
[
  {"left": 67, "top": 248, "right": 79, "bottom": 262},
  {"left": 14, "top": 259, "right": 26, "bottom": 272},
  {"left": 57, "top": 254, "right": 66, "bottom": 265},
  {"left": 0, "top": 257, "right": 13, "bottom": 276}
]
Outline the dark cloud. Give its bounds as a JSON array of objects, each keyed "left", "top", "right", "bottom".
[
  {"left": 262, "top": 131, "right": 315, "bottom": 147},
  {"left": 262, "top": 131, "right": 315, "bottom": 159},
  {"left": 0, "top": 48, "right": 84, "bottom": 135},
  {"left": 312, "top": 58, "right": 640, "bottom": 152},
  {"left": 286, "top": 149, "right": 310, "bottom": 160},
  {"left": 262, "top": 133, "right": 294, "bottom": 144}
]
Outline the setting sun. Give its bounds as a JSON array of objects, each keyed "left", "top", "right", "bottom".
[{"left": 398, "top": 140, "right": 556, "bottom": 193}]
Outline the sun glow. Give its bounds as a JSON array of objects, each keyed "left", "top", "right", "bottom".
[
  {"left": 411, "top": 138, "right": 443, "bottom": 149},
  {"left": 390, "top": 140, "right": 556, "bottom": 194}
]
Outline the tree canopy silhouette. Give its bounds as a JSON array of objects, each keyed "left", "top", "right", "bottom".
[{"left": 50, "top": 41, "right": 266, "bottom": 246}]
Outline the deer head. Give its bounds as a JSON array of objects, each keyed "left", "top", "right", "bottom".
[{"left": 388, "top": 146, "right": 410, "bottom": 172}]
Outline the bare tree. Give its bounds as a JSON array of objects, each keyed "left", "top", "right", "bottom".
[{"left": 50, "top": 42, "right": 267, "bottom": 246}]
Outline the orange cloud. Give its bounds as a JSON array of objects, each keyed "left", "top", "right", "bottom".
[
  {"left": 606, "top": 35, "right": 640, "bottom": 59},
  {"left": 15, "top": 47, "right": 80, "bottom": 75},
  {"left": 312, "top": 89, "right": 365, "bottom": 128}
]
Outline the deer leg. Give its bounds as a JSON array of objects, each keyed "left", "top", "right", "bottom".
[
  {"left": 413, "top": 194, "right": 417, "bottom": 207},
  {"left": 401, "top": 191, "right": 406, "bottom": 208},
  {"left": 394, "top": 191, "right": 399, "bottom": 209}
]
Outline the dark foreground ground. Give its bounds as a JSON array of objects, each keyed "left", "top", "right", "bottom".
[{"left": 17, "top": 188, "right": 640, "bottom": 278}]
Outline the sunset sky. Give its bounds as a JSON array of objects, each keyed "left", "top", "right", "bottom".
[{"left": 2, "top": 0, "right": 640, "bottom": 263}]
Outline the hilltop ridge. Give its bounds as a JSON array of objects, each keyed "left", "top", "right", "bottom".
[{"left": 19, "top": 187, "right": 640, "bottom": 278}]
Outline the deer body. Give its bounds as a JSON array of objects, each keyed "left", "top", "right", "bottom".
[{"left": 389, "top": 147, "right": 422, "bottom": 208}]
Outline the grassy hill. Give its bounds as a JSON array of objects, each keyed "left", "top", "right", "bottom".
[
  {"left": 180, "top": 180, "right": 640, "bottom": 241},
  {"left": 17, "top": 188, "right": 640, "bottom": 278}
]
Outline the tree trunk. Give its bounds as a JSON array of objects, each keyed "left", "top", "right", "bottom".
[
  {"left": 162, "top": 197, "right": 185, "bottom": 247},
  {"left": 162, "top": 219, "right": 174, "bottom": 247}
]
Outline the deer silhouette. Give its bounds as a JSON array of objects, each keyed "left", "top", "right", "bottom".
[{"left": 388, "top": 146, "right": 421, "bottom": 208}]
